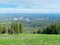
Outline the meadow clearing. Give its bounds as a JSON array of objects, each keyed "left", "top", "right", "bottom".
[{"left": 0, "top": 34, "right": 60, "bottom": 45}]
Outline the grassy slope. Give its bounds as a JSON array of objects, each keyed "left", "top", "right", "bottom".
[{"left": 0, "top": 34, "right": 60, "bottom": 45}]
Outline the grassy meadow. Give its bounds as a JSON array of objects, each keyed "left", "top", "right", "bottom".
[{"left": 0, "top": 34, "right": 60, "bottom": 45}]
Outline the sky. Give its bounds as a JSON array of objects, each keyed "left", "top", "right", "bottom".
[{"left": 0, "top": 0, "right": 60, "bottom": 13}]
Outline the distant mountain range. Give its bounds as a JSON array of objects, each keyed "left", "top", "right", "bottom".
[{"left": 0, "top": 13, "right": 60, "bottom": 21}]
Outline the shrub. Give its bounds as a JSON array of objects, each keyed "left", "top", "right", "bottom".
[{"left": 42, "top": 24, "right": 60, "bottom": 34}]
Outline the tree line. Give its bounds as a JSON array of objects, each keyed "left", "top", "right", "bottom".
[
  {"left": 0, "top": 21, "right": 60, "bottom": 34},
  {"left": 0, "top": 21, "right": 23, "bottom": 34},
  {"left": 33, "top": 24, "right": 60, "bottom": 34}
]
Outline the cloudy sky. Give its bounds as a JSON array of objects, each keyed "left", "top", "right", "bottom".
[{"left": 0, "top": 0, "right": 60, "bottom": 13}]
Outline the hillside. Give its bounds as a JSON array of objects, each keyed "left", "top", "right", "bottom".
[{"left": 0, "top": 34, "right": 60, "bottom": 45}]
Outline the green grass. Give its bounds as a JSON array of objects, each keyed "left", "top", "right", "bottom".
[{"left": 0, "top": 34, "right": 60, "bottom": 45}]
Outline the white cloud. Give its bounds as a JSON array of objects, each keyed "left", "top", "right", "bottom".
[
  {"left": 0, "top": 0, "right": 60, "bottom": 13},
  {"left": 0, "top": 8, "right": 59, "bottom": 13},
  {"left": 0, "top": 0, "right": 60, "bottom": 6}
]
